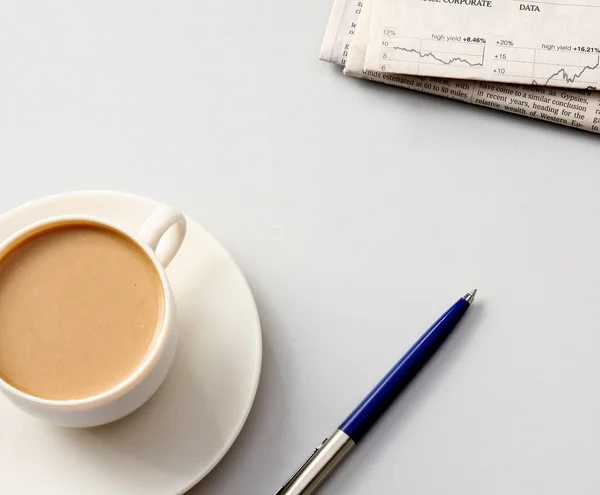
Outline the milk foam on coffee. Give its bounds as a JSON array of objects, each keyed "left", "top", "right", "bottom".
[{"left": 0, "top": 223, "right": 164, "bottom": 400}]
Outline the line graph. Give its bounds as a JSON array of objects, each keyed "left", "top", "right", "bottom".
[
  {"left": 540, "top": 55, "right": 600, "bottom": 85},
  {"left": 490, "top": 43, "right": 600, "bottom": 88},
  {"left": 379, "top": 35, "right": 487, "bottom": 75},
  {"left": 370, "top": 29, "right": 600, "bottom": 89},
  {"left": 391, "top": 45, "right": 485, "bottom": 67}
]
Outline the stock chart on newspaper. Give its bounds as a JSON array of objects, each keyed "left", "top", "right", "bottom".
[{"left": 364, "top": 0, "right": 600, "bottom": 89}]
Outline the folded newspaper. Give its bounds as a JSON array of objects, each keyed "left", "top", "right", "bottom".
[{"left": 320, "top": 0, "right": 600, "bottom": 133}]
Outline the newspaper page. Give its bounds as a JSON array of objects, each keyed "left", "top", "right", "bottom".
[
  {"left": 319, "top": 0, "right": 363, "bottom": 65},
  {"left": 342, "top": 0, "right": 600, "bottom": 133},
  {"left": 363, "top": 0, "right": 600, "bottom": 89}
]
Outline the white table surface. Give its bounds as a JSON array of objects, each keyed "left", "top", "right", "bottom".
[{"left": 1, "top": 2, "right": 600, "bottom": 494}]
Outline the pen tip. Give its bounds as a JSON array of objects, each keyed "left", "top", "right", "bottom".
[{"left": 464, "top": 288, "right": 477, "bottom": 305}]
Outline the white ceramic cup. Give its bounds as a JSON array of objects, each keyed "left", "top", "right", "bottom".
[{"left": 0, "top": 206, "right": 187, "bottom": 427}]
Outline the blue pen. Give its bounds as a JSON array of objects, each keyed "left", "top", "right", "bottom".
[{"left": 275, "top": 289, "right": 477, "bottom": 495}]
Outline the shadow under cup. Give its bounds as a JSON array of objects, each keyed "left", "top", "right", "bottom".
[{"left": 0, "top": 214, "right": 181, "bottom": 427}]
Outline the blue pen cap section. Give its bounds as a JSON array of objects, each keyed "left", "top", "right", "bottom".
[{"left": 339, "top": 298, "right": 469, "bottom": 443}]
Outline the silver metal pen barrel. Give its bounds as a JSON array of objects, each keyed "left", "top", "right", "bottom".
[{"left": 275, "top": 430, "right": 355, "bottom": 495}]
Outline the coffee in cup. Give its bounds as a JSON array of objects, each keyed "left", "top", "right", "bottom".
[
  {"left": 0, "top": 222, "right": 165, "bottom": 401},
  {"left": 0, "top": 207, "right": 186, "bottom": 427}
]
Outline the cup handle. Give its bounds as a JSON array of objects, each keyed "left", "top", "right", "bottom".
[{"left": 138, "top": 207, "right": 187, "bottom": 268}]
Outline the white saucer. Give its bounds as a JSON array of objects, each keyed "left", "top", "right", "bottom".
[{"left": 0, "top": 191, "right": 262, "bottom": 494}]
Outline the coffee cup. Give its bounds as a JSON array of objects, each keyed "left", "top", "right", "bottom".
[{"left": 0, "top": 206, "right": 187, "bottom": 427}]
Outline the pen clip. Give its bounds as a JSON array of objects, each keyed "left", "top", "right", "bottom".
[{"left": 274, "top": 437, "right": 329, "bottom": 495}]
